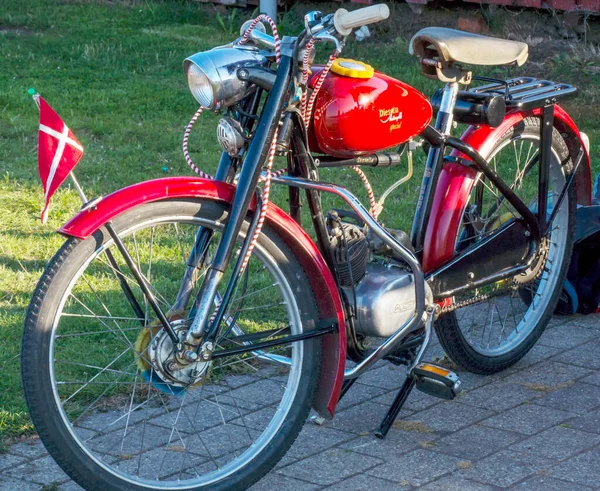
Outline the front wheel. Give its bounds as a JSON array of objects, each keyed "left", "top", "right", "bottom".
[
  {"left": 22, "top": 198, "right": 321, "bottom": 490},
  {"left": 435, "top": 117, "right": 576, "bottom": 374}
]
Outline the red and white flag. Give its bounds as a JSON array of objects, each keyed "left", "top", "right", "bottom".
[{"left": 35, "top": 95, "right": 84, "bottom": 223}]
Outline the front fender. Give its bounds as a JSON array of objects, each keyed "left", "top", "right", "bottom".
[
  {"left": 422, "top": 107, "right": 592, "bottom": 274},
  {"left": 59, "top": 177, "right": 346, "bottom": 419}
]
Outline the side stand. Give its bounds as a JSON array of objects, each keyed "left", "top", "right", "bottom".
[{"left": 375, "top": 375, "right": 416, "bottom": 439}]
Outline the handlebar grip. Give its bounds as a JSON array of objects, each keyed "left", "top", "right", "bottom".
[{"left": 333, "top": 4, "right": 390, "bottom": 36}]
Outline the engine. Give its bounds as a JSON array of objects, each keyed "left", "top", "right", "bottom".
[{"left": 328, "top": 211, "right": 432, "bottom": 338}]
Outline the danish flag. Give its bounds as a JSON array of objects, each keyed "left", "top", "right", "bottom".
[{"left": 35, "top": 95, "right": 84, "bottom": 223}]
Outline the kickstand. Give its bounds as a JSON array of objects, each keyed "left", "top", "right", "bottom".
[{"left": 375, "top": 375, "right": 416, "bottom": 439}]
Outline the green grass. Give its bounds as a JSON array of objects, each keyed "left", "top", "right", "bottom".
[{"left": 0, "top": 0, "right": 598, "bottom": 442}]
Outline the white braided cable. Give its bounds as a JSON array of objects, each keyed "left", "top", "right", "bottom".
[
  {"left": 239, "top": 14, "right": 281, "bottom": 65},
  {"left": 182, "top": 107, "right": 214, "bottom": 179},
  {"left": 304, "top": 51, "right": 339, "bottom": 128},
  {"left": 352, "top": 166, "right": 379, "bottom": 218},
  {"left": 300, "top": 39, "right": 315, "bottom": 119}
]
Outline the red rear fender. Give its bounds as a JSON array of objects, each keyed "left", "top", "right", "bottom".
[
  {"left": 59, "top": 177, "right": 346, "bottom": 419},
  {"left": 423, "top": 107, "right": 592, "bottom": 274}
]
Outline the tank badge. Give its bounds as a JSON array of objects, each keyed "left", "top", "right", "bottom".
[{"left": 379, "top": 107, "right": 403, "bottom": 132}]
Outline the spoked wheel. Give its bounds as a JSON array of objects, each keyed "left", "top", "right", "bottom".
[
  {"left": 22, "top": 199, "right": 321, "bottom": 490},
  {"left": 435, "top": 118, "right": 576, "bottom": 374}
]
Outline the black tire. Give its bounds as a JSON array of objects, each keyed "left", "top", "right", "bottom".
[
  {"left": 434, "top": 118, "right": 576, "bottom": 374},
  {"left": 22, "top": 199, "right": 321, "bottom": 490}
]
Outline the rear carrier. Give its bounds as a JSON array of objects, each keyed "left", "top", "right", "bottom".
[{"left": 431, "top": 77, "right": 578, "bottom": 128}]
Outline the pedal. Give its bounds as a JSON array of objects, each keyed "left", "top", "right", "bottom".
[{"left": 413, "top": 363, "right": 461, "bottom": 400}]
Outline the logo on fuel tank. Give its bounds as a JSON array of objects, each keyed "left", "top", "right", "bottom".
[{"left": 379, "top": 107, "right": 403, "bottom": 132}]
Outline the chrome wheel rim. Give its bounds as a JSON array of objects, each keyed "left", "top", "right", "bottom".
[
  {"left": 452, "top": 133, "right": 569, "bottom": 357},
  {"left": 48, "top": 212, "right": 304, "bottom": 488}
]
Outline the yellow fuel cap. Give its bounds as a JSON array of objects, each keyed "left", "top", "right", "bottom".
[{"left": 331, "top": 58, "right": 374, "bottom": 79}]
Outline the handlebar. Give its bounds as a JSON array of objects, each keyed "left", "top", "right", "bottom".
[
  {"left": 333, "top": 4, "right": 390, "bottom": 36},
  {"left": 237, "top": 4, "right": 390, "bottom": 53}
]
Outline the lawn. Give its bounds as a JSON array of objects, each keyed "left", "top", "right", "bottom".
[{"left": 0, "top": 0, "right": 598, "bottom": 443}]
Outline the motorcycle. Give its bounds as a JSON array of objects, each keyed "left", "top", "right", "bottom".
[{"left": 21, "top": 4, "right": 592, "bottom": 490}]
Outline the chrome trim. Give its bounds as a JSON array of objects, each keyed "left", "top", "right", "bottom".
[
  {"left": 184, "top": 48, "right": 269, "bottom": 110},
  {"left": 408, "top": 307, "right": 434, "bottom": 373},
  {"left": 439, "top": 82, "right": 459, "bottom": 134},
  {"left": 271, "top": 175, "right": 429, "bottom": 379},
  {"left": 186, "top": 270, "right": 223, "bottom": 343}
]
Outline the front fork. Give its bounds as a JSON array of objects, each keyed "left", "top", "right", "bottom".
[{"left": 181, "top": 55, "right": 293, "bottom": 351}]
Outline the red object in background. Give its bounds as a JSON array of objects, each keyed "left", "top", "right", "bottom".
[
  {"left": 59, "top": 176, "right": 347, "bottom": 419},
  {"left": 461, "top": 0, "right": 599, "bottom": 11},
  {"left": 36, "top": 96, "right": 84, "bottom": 223},
  {"left": 308, "top": 70, "right": 433, "bottom": 158}
]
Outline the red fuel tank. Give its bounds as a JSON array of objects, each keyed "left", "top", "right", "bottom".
[{"left": 309, "top": 65, "right": 433, "bottom": 157}]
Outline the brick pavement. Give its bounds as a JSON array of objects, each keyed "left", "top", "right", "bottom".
[{"left": 1, "top": 314, "right": 599, "bottom": 490}]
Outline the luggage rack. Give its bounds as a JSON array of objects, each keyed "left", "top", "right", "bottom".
[{"left": 469, "top": 76, "right": 578, "bottom": 111}]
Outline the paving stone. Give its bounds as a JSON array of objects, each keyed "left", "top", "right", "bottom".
[
  {"left": 250, "top": 473, "right": 318, "bottom": 490},
  {"left": 84, "top": 420, "right": 175, "bottom": 456},
  {"left": 58, "top": 481, "right": 86, "bottom": 491},
  {"left": 458, "top": 382, "right": 539, "bottom": 412},
  {"left": 278, "top": 424, "right": 356, "bottom": 465},
  {"left": 510, "top": 475, "right": 593, "bottom": 490},
  {"left": 405, "top": 402, "right": 495, "bottom": 433},
  {"left": 111, "top": 446, "right": 208, "bottom": 480},
  {"left": 552, "top": 339, "right": 600, "bottom": 370},
  {"left": 535, "top": 382, "right": 600, "bottom": 414},
  {"left": 0, "top": 453, "right": 27, "bottom": 472},
  {"left": 455, "top": 370, "right": 498, "bottom": 391},
  {"left": 581, "top": 370, "right": 600, "bottom": 386},
  {"left": 509, "top": 425, "right": 600, "bottom": 460},
  {"left": 550, "top": 448, "right": 600, "bottom": 487},
  {"left": 537, "top": 324, "right": 598, "bottom": 349},
  {"left": 373, "top": 386, "right": 442, "bottom": 411},
  {"left": 0, "top": 477, "right": 38, "bottom": 491},
  {"left": 565, "top": 407, "right": 600, "bottom": 434},
  {"left": 326, "top": 473, "right": 410, "bottom": 490},
  {"left": 419, "top": 475, "right": 495, "bottom": 490},
  {"left": 480, "top": 403, "right": 573, "bottom": 435},
  {"left": 505, "top": 360, "right": 593, "bottom": 388},
  {"left": 6, "top": 455, "right": 70, "bottom": 485},
  {"left": 358, "top": 365, "right": 408, "bottom": 391},
  {"left": 366, "top": 448, "right": 462, "bottom": 486},
  {"left": 339, "top": 427, "right": 438, "bottom": 460},
  {"left": 217, "top": 379, "right": 284, "bottom": 410},
  {"left": 6, "top": 439, "right": 46, "bottom": 459},
  {"left": 331, "top": 401, "right": 412, "bottom": 434},
  {"left": 278, "top": 448, "right": 382, "bottom": 485},
  {"left": 77, "top": 406, "right": 163, "bottom": 434},
  {"left": 336, "top": 382, "right": 389, "bottom": 411},
  {"left": 504, "top": 344, "right": 563, "bottom": 373},
  {"left": 150, "top": 398, "right": 244, "bottom": 433},
  {"left": 570, "top": 314, "right": 600, "bottom": 330},
  {"left": 432, "top": 424, "right": 522, "bottom": 460},
  {"left": 459, "top": 450, "right": 553, "bottom": 488}
]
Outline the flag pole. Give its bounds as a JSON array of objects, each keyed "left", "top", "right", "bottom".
[{"left": 69, "top": 172, "right": 88, "bottom": 205}]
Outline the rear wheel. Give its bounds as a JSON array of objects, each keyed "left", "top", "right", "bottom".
[
  {"left": 435, "top": 118, "right": 576, "bottom": 374},
  {"left": 22, "top": 199, "right": 321, "bottom": 490}
]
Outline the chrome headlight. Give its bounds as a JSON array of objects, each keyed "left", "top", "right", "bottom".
[{"left": 184, "top": 48, "right": 269, "bottom": 111}]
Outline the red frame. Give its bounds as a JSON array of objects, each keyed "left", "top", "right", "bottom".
[
  {"left": 59, "top": 177, "right": 347, "bottom": 419},
  {"left": 422, "top": 106, "right": 592, "bottom": 274}
]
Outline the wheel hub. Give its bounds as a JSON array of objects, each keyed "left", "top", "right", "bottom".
[{"left": 135, "top": 319, "right": 210, "bottom": 389}]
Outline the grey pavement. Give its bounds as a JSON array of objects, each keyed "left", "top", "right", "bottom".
[{"left": 1, "top": 314, "right": 599, "bottom": 490}]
